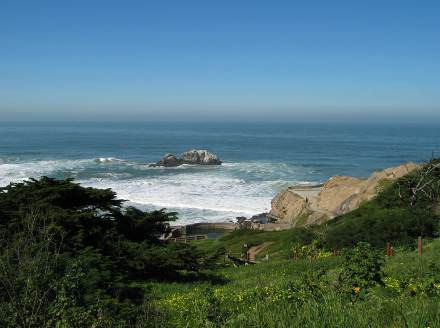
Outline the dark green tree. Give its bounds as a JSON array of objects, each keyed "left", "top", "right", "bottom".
[{"left": 0, "top": 177, "right": 201, "bottom": 327}]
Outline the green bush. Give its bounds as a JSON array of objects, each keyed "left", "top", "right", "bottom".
[{"left": 338, "top": 242, "right": 384, "bottom": 297}]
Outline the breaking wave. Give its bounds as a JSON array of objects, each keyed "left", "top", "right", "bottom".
[{"left": 0, "top": 157, "right": 318, "bottom": 224}]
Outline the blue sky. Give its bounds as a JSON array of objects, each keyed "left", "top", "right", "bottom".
[{"left": 0, "top": 0, "right": 439, "bottom": 122}]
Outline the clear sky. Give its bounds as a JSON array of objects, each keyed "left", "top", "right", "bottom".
[{"left": 1, "top": 0, "right": 439, "bottom": 122}]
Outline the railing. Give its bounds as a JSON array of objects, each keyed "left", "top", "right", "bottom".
[{"left": 168, "top": 234, "right": 208, "bottom": 243}]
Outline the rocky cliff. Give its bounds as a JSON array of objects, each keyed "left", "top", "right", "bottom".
[{"left": 269, "top": 162, "right": 419, "bottom": 227}]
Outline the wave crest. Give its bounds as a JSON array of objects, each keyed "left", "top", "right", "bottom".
[{"left": 0, "top": 157, "right": 318, "bottom": 224}]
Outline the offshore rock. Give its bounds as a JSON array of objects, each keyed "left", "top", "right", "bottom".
[
  {"left": 150, "top": 153, "right": 181, "bottom": 167},
  {"left": 180, "top": 149, "right": 222, "bottom": 165},
  {"left": 150, "top": 149, "right": 222, "bottom": 167}
]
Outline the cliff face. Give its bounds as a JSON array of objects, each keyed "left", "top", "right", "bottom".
[
  {"left": 269, "top": 162, "right": 419, "bottom": 227},
  {"left": 269, "top": 190, "right": 309, "bottom": 224}
]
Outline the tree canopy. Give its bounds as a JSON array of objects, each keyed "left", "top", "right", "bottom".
[{"left": 0, "top": 177, "right": 201, "bottom": 327}]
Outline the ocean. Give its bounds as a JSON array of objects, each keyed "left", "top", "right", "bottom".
[{"left": 1, "top": 121, "right": 439, "bottom": 224}]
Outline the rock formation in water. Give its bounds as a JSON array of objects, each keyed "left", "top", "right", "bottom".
[
  {"left": 180, "top": 149, "right": 222, "bottom": 165},
  {"left": 151, "top": 153, "right": 181, "bottom": 167},
  {"left": 269, "top": 162, "right": 419, "bottom": 227},
  {"left": 150, "top": 149, "right": 222, "bottom": 167}
]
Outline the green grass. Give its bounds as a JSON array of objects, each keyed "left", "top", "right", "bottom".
[
  {"left": 142, "top": 159, "right": 440, "bottom": 326},
  {"left": 193, "top": 227, "right": 316, "bottom": 260},
  {"left": 155, "top": 154, "right": 440, "bottom": 327},
  {"left": 147, "top": 233, "right": 440, "bottom": 327}
]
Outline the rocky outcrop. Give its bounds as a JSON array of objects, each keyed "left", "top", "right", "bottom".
[
  {"left": 150, "top": 149, "right": 222, "bottom": 167},
  {"left": 180, "top": 149, "right": 222, "bottom": 165},
  {"left": 269, "top": 190, "right": 309, "bottom": 225},
  {"left": 269, "top": 162, "right": 419, "bottom": 227},
  {"left": 315, "top": 176, "right": 366, "bottom": 216},
  {"left": 151, "top": 153, "right": 181, "bottom": 167}
]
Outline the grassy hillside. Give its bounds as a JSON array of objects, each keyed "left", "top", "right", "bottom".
[
  {"left": 140, "top": 158, "right": 440, "bottom": 327},
  {"left": 196, "top": 158, "right": 440, "bottom": 261},
  {"left": 148, "top": 238, "right": 440, "bottom": 327},
  {"left": 193, "top": 227, "right": 317, "bottom": 260}
]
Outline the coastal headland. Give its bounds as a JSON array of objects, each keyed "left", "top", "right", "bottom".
[{"left": 175, "top": 161, "right": 420, "bottom": 236}]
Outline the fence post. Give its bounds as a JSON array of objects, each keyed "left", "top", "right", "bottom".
[
  {"left": 418, "top": 236, "right": 423, "bottom": 256},
  {"left": 386, "top": 242, "right": 391, "bottom": 256}
]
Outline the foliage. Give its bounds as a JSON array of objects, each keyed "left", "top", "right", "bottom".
[
  {"left": 381, "top": 238, "right": 440, "bottom": 297},
  {"left": 1, "top": 158, "right": 440, "bottom": 327},
  {"left": 196, "top": 226, "right": 317, "bottom": 261},
  {"left": 150, "top": 244, "right": 440, "bottom": 327},
  {"left": 338, "top": 242, "right": 383, "bottom": 301},
  {"left": 291, "top": 239, "right": 332, "bottom": 261},
  {"left": 324, "top": 159, "right": 440, "bottom": 248},
  {"left": 0, "top": 177, "right": 202, "bottom": 327},
  {"left": 0, "top": 211, "right": 61, "bottom": 327}
]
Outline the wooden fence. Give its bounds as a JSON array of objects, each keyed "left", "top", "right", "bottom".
[
  {"left": 291, "top": 236, "right": 425, "bottom": 261},
  {"left": 168, "top": 234, "right": 208, "bottom": 243},
  {"left": 384, "top": 236, "right": 423, "bottom": 257}
]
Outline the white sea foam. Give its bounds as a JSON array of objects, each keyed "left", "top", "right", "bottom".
[
  {"left": 0, "top": 159, "right": 92, "bottom": 186},
  {"left": 0, "top": 158, "right": 317, "bottom": 224},
  {"left": 94, "top": 157, "right": 122, "bottom": 163},
  {"left": 81, "top": 174, "right": 271, "bottom": 218}
]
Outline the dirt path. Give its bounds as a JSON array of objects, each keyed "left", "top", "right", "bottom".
[{"left": 248, "top": 242, "right": 274, "bottom": 262}]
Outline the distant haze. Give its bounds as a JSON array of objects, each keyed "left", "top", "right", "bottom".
[{"left": 1, "top": 0, "right": 439, "bottom": 122}]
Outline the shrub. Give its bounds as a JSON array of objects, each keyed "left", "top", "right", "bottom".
[{"left": 339, "top": 242, "right": 384, "bottom": 297}]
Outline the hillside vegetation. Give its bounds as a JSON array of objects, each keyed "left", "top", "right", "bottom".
[
  {"left": 198, "top": 158, "right": 440, "bottom": 261},
  {"left": 0, "top": 178, "right": 204, "bottom": 327},
  {"left": 149, "top": 239, "right": 440, "bottom": 327},
  {"left": 324, "top": 158, "right": 440, "bottom": 248},
  {"left": 0, "top": 158, "right": 439, "bottom": 327}
]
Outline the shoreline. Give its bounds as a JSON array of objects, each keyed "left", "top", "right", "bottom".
[{"left": 170, "top": 184, "right": 324, "bottom": 230}]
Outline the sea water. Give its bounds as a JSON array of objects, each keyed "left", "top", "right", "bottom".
[{"left": 0, "top": 121, "right": 439, "bottom": 224}]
